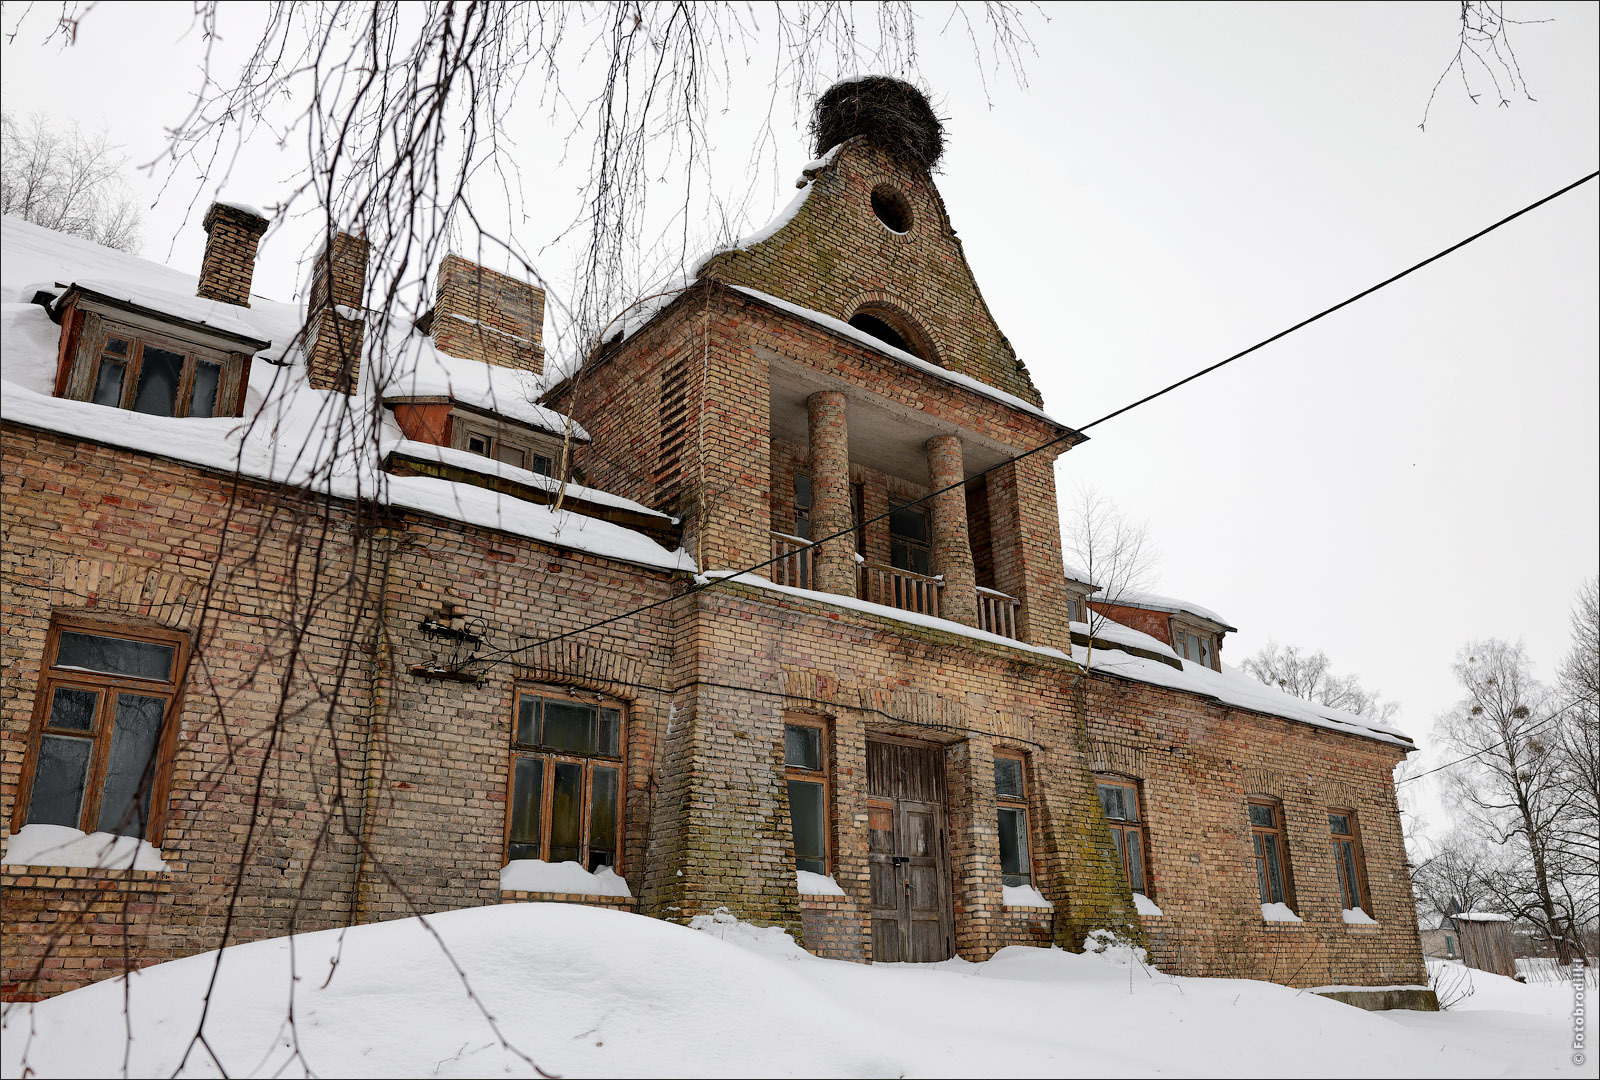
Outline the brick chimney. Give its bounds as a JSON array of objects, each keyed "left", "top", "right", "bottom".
[
  {"left": 303, "top": 230, "right": 370, "bottom": 394},
  {"left": 430, "top": 254, "right": 545, "bottom": 373},
  {"left": 197, "top": 202, "right": 270, "bottom": 307}
]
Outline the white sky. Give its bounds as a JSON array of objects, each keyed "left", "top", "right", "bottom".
[{"left": 4, "top": 2, "right": 1596, "bottom": 840}]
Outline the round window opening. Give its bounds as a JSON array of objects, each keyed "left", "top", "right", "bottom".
[{"left": 870, "top": 185, "right": 913, "bottom": 234}]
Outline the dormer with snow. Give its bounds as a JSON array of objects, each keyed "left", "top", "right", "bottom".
[
  {"left": 45, "top": 202, "right": 272, "bottom": 419},
  {"left": 548, "top": 78, "right": 1084, "bottom": 647},
  {"left": 1091, "top": 591, "right": 1236, "bottom": 671}
]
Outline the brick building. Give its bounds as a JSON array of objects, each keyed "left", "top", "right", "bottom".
[{"left": 0, "top": 80, "right": 1432, "bottom": 1008}]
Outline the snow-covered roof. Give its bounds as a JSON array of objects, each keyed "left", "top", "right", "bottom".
[
  {"left": 60, "top": 278, "right": 268, "bottom": 343},
  {"left": 376, "top": 332, "right": 586, "bottom": 441},
  {"left": 1063, "top": 564, "right": 1100, "bottom": 589},
  {"left": 0, "top": 216, "right": 684, "bottom": 575},
  {"left": 1096, "top": 589, "right": 1235, "bottom": 632}
]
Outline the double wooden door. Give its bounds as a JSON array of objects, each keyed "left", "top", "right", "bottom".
[{"left": 867, "top": 739, "right": 954, "bottom": 962}]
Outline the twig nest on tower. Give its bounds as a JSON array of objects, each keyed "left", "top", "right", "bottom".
[{"left": 811, "top": 76, "right": 944, "bottom": 170}]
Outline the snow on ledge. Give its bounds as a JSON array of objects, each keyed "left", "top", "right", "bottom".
[
  {"left": 1453, "top": 911, "right": 1511, "bottom": 922},
  {"left": 697, "top": 570, "right": 1070, "bottom": 662},
  {"left": 1133, "top": 891, "right": 1165, "bottom": 917},
  {"left": 499, "top": 859, "right": 631, "bottom": 897},
  {"left": 1342, "top": 907, "right": 1378, "bottom": 925},
  {"left": 796, "top": 870, "right": 846, "bottom": 897},
  {"left": 726, "top": 286, "right": 1063, "bottom": 427},
  {"left": 1, "top": 823, "right": 168, "bottom": 871},
  {"left": 1002, "top": 883, "right": 1052, "bottom": 908},
  {"left": 1261, "top": 902, "right": 1302, "bottom": 923}
]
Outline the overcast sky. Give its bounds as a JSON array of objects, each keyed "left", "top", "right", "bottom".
[{"left": 4, "top": 2, "right": 1596, "bottom": 839}]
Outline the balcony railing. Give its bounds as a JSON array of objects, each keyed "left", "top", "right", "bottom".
[
  {"left": 766, "top": 532, "right": 1021, "bottom": 640},
  {"left": 859, "top": 561, "right": 941, "bottom": 619},
  {"left": 770, "top": 530, "right": 813, "bottom": 590},
  {"left": 977, "top": 586, "right": 1022, "bottom": 639}
]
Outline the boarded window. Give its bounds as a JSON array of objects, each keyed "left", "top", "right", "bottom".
[
  {"left": 994, "top": 751, "right": 1033, "bottom": 888},
  {"left": 16, "top": 619, "right": 187, "bottom": 841},
  {"left": 784, "top": 717, "right": 829, "bottom": 875},
  {"left": 507, "top": 691, "right": 624, "bottom": 873}
]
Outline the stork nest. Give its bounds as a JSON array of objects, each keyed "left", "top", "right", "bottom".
[{"left": 811, "top": 76, "right": 944, "bottom": 170}]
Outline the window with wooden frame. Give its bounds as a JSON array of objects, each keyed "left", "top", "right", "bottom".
[
  {"left": 506, "top": 690, "right": 624, "bottom": 872},
  {"left": 83, "top": 326, "right": 234, "bottom": 419},
  {"left": 1096, "top": 776, "right": 1149, "bottom": 895},
  {"left": 13, "top": 618, "right": 188, "bottom": 842},
  {"left": 784, "top": 717, "right": 830, "bottom": 874},
  {"left": 1171, "top": 628, "right": 1217, "bottom": 670},
  {"left": 458, "top": 422, "right": 553, "bottom": 477},
  {"left": 994, "top": 750, "right": 1034, "bottom": 887},
  {"left": 1329, "top": 810, "right": 1370, "bottom": 914},
  {"left": 1248, "top": 799, "right": 1295, "bottom": 909}
]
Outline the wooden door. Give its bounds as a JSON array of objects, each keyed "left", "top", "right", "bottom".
[{"left": 867, "top": 739, "right": 953, "bottom": 962}]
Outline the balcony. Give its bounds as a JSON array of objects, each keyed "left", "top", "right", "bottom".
[{"left": 770, "top": 532, "right": 1021, "bottom": 639}]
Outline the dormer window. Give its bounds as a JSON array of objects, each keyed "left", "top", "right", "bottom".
[
  {"left": 456, "top": 421, "right": 553, "bottom": 476},
  {"left": 89, "top": 330, "right": 228, "bottom": 418},
  {"left": 51, "top": 286, "right": 264, "bottom": 420},
  {"left": 1172, "top": 628, "right": 1216, "bottom": 669}
]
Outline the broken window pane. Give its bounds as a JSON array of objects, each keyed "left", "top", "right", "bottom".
[
  {"left": 589, "top": 766, "right": 619, "bottom": 870},
  {"left": 93, "top": 358, "right": 127, "bottom": 407},
  {"left": 57, "top": 632, "right": 175, "bottom": 681},
  {"left": 784, "top": 724, "right": 821, "bottom": 771},
  {"left": 26, "top": 735, "right": 92, "bottom": 828},
  {"left": 994, "top": 757, "right": 1024, "bottom": 799},
  {"left": 132, "top": 346, "right": 184, "bottom": 416},
  {"left": 189, "top": 361, "right": 221, "bottom": 418},
  {"left": 542, "top": 699, "right": 596, "bottom": 755},
  {"left": 508, "top": 755, "right": 543, "bottom": 861},
  {"left": 97, "top": 693, "right": 165, "bottom": 836},
  {"left": 998, "top": 805, "right": 1029, "bottom": 885},
  {"left": 48, "top": 687, "right": 98, "bottom": 732},
  {"left": 788, "top": 779, "right": 825, "bottom": 873},
  {"left": 548, "top": 761, "right": 583, "bottom": 863}
]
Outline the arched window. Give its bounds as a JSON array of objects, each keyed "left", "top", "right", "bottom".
[{"left": 846, "top": 304, "right": 938, "bottom": 365}]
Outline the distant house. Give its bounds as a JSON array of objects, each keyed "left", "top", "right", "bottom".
[{"left": 1, "top": 78, "right": 1434, "bottom": 1009}]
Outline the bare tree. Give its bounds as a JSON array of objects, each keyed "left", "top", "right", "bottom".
[
  {"left": 1433, "top": 639, "right": 1591, "bottom": 963},
  {"left": 1, "top": 110, "right": 142, "bottom": 252},
  {"left": 1240, "top": 642, "right": 1400, "bottom": 725},
  {"left": 1063, "top": 485, "right": 1157, "bottom": 641},
  {"left": 1411, "top": 828, "right": 1497, "bottom": 925},
  {"left": 1420, "top": 1, "right": 1547, "bottom": 131},
  {"left": 1551, "top": 579, "right": 1600, "bottom": 950}
]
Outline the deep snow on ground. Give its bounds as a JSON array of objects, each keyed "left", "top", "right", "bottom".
[{"left": 0, "top": 905, "right": 1589, "bottom": 1079}]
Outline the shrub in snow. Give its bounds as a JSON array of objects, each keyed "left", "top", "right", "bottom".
[{"left": 1082, "top": 929, "right": 1148, "bottom": 967}]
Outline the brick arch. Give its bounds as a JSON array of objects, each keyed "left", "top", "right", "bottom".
[
  {"left": 842, "top": 289, "right": 944, "bottom": 368},
  {"left": 1085, "top": 738, "right": 1152, "bottom": 778},
  {"left": 47, "top": 557, "right": 207, "bottom": 629},
  {"left": 514, "top": 640, "right": 644, "bottom": 700},
  {"left": 1239, "top": 765, "right": 1288, "bottom": 798},
  {"left": 1321, "top": 779, "right": 1360, "bottom": 808}
]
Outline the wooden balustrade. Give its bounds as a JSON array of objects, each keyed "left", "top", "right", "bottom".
[
  {"left": 769, "top": 531, "right": 812, "bottom": 590},
  {"left": 859, "top": 562, "right": 942, "bottom": 619},
  {"left": 976, "top": 586, "right": 1022, "bottom": 640}
]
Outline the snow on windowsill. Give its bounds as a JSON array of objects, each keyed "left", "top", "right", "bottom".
[
  {"left": 796, "top": 870, "right": 846, "bottom": 897},
  {"left": 1133, "top": 891, "right": 1164, "bottom": 917},
  {"left": 1, "top": 823, "right": 169, "bottom": 871},
  {"left": 498, "top": 859, "right": 631, "bottom": 898},
  {"left": 1343, "top": 907, "right": 1378, "bottom": 925},
  {"left": 1002, "top": 884, "right": 1052, "bottom": 908},
  {"left": 1261, "top": 902, "right": 1303, "bottom": 923}
]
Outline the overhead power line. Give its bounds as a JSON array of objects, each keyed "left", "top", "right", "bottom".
[{"left": 470, "top": 168, "right": 1600, "bottom": 674}]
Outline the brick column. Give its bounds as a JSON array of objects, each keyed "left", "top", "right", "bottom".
[
  {"left": 926, "top": 434, "right": 977, "bottom": 626},
  {"left": 806, "top": 391, "right": 855, "bottom": 596}
]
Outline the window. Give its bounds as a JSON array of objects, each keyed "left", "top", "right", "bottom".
[
  {"left": 1172, "top": 629, "right": 1216, "bottom": 669},
  {"left": 86, "top": 328, "right": 228, "bottom": 419},
  {"left": 1066, "top": 596, "right": 1086, "bottom": 623},
  {"left": 462, "top": 425, "right": 552, "bottom": 476},
  {"left": 15, "top": 619, "right": 187, "bottom": 841},
  {"left": 1248, "top": 799, "right": 1294, "bottom": 908},
  {"left": 784, "top": 718, "right": 830, "bottom": 874},
  {"left": 994, "top": 751, "right": 1033, "bottom": 887},
  {"left": 1096, "top": 777, "right": 1148, "bottom": 894},
  {"left": 793, "top": 472, "right": 813, "bottom": 540},
  {"left": 1445, "top": 934, "right": 1456, "bottom": 957},
  {"left": 1329, "top": 811, "right": 1369, "bottom": 913},
  {"left": 507, "top": 690, "right": 623, "bottom": 871}
]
